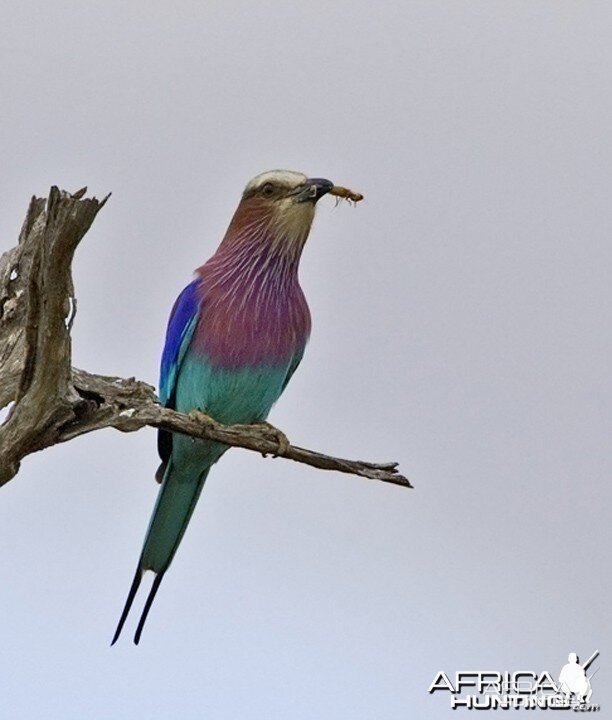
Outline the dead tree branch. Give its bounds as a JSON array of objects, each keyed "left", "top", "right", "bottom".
[{"left": 0, "top": 188, "right": 412, "bottom": 490}]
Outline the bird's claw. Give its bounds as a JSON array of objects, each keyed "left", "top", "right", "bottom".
[
  {"left": 259, "top": 422, "right": 290, "bottom": 457},
  {"left": 188, "top": 409, "right": 215, "bottom": 427}
]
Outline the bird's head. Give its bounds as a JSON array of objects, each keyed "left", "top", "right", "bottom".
[
  {"left": 221, "top": 170, "right": 334, "bottom": 254},
  {"left": 241, "top": 169, "right": 334, "bottom": 207}
]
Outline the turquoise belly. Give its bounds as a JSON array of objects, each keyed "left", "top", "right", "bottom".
[{"left": 171, "top": 352, "right": 290, "bottom": 472}]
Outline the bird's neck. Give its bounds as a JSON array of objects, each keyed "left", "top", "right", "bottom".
[
  {"left": 192, "top": 204, "right": 312, "bottom": 368},
  {"left": 197, "top": 203, "right": 309, "bottom": 297}
]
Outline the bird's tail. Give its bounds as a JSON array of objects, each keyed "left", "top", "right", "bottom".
[{"left": 111, "top": 462, "right": 210, "bottom": 645}]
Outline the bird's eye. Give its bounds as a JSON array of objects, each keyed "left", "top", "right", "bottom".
[{"left": 261, "top": 182, "right": 275, "bottom": 197}]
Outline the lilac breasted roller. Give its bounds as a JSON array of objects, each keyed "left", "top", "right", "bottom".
[{"left": 112, "top": 170, "right": 336, "bottom": 644}]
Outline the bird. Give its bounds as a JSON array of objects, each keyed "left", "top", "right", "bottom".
[{"left": 112, "top": 170, "right": 336, "bottom": 644}]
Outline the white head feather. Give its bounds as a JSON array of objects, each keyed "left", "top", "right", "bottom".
[{"left": 244, "top": 170, "right": 308, "bottom": 194}]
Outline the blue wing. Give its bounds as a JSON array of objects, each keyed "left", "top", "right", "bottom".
[
  {"left": 159, "top": 279, "right": 201, "bottom": 407},
  {"left": 157, "top": 279, "right": 201, "bottom": 471}
]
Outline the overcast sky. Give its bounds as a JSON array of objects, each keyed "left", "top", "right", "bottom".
[{"left": 0, "top": 1, "right": 610, "bottom": 718}]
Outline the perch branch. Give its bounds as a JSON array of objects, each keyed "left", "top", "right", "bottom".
[{"left": 0, "top": 187, "right": 412, "bottom": 490}]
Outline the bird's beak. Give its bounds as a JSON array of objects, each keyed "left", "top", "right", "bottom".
[{"left": 292, "top": 178, "right": 334, "bottom": 203}]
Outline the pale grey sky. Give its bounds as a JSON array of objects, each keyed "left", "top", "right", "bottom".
[{"left": 0, "top": 1, "right": 610, "bottom": 718}]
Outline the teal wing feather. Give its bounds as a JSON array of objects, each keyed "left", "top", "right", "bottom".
[{"left": 282, "top": 346, "right": 305, "bottom": 392}]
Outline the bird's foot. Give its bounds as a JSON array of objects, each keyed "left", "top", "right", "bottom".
[
  {"left": 259, "top": 421, "right": 290, "bottom": 457},
  {"left": 188, "top": 409, "right": 216, "bottom": 428}
]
